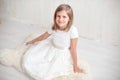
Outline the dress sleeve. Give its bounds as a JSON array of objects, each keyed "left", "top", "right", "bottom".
[{"left": 70, "top": 26, "right": 79, "bottom": 38}]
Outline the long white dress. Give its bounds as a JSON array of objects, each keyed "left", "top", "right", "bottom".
[{"left": 22, "top": 26, "right": 79, "bottom": 80}]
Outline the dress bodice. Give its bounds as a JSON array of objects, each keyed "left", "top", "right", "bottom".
[
  {"left": 47, "top": 26, "right": 79, "bottom": 49},
  {"left": 51, "top": 30, "right": 70, "bottom": 49}
]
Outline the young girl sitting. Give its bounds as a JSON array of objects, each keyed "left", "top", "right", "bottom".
[{"left": 22, "top": 4, "right": 86, "bottom": 80}]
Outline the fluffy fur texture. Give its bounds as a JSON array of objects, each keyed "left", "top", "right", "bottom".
[{"left": 0, "top": 34, "right": 92, "bottom": 80}]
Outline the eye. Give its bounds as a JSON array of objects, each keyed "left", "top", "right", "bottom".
[
  {"left": 63, "top": 16, "right": 66, "bottom": 18},
  {"left": 56, "top": 15, "right": 60, "bottom": 18}
]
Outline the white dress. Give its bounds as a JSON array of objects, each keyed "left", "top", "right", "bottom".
[{"left": 22, "top": 26, "right": 79, "bottom": 80}]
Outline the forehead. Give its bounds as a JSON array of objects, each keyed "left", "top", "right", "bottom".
[{"left": 56, "top": 10, "right": 68, "bottom": 16}]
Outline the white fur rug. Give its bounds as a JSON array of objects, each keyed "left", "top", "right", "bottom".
[{"left": 0, "top": 34, "right": 92, "bottom": 80}]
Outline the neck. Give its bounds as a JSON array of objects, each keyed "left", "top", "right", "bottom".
[{"left": 58, "top": 27, "right": 69, "bottom": 32}]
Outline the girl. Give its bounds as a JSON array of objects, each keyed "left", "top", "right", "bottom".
[{"left": 22, "top": 4, "right": 85, "bottom": 80}]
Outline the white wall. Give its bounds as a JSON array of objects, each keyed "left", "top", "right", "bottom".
[{"left": 0, "top": 0, "right": 120, "bottom": 46}]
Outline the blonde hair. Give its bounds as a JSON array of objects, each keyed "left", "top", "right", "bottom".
[{"left": 52, "top": 4, "right": 73, "bottom": 31}]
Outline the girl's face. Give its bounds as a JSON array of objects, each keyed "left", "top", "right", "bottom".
[{"left": 56, "top": 10, "right": 70, "bottom": 30}]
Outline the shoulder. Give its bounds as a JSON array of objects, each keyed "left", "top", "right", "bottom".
[
  {"left": 69, "top": 25, "right": 78, "bottom": 32},
  {"left": 69, "top": 25, "right": 79, "bottom": 38},
  {"left": 69, "top": 25, "right": 78, "bottom": 33}
]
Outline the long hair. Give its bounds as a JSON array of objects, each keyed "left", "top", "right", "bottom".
[{"left": 52, "top": 4, "right": 73, "bottom": 31}]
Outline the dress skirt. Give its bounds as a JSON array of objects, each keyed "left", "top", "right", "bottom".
[{"left": 22, "top": 38, "right": 74, "bottom": 80}]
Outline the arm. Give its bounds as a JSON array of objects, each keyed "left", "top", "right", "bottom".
[
  {"left": 26, "top": 32, "right": 51, "bottom": 45},
  {"left": 70, "top": 38, "right": 84, "bottom": 73}
]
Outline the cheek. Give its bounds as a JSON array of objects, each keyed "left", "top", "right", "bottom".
[
  {"left": 55, "top": 17, "right": 59, "bottom": 21},
  {"left": 65, "top": 19, "right": 69, "bottom": 23}
]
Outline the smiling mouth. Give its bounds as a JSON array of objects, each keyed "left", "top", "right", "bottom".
[{"left": 58, "top": 21, "right": 63, "bottom": 24}]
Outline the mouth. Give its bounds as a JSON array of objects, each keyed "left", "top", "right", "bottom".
[{"left": 58, "top": 21, "right": 64, "bottom": 24}]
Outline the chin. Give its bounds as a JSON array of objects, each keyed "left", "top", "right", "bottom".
[{"left": 58, "top": 25, "right": 66, "bottom": 28}]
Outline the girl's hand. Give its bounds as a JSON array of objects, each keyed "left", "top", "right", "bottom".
[
  {"left": 74, "top": 66, "right": 85, "bottom": 73},
  {"left": 26, "top": 41, "right": 35, "bottom": 45}
]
